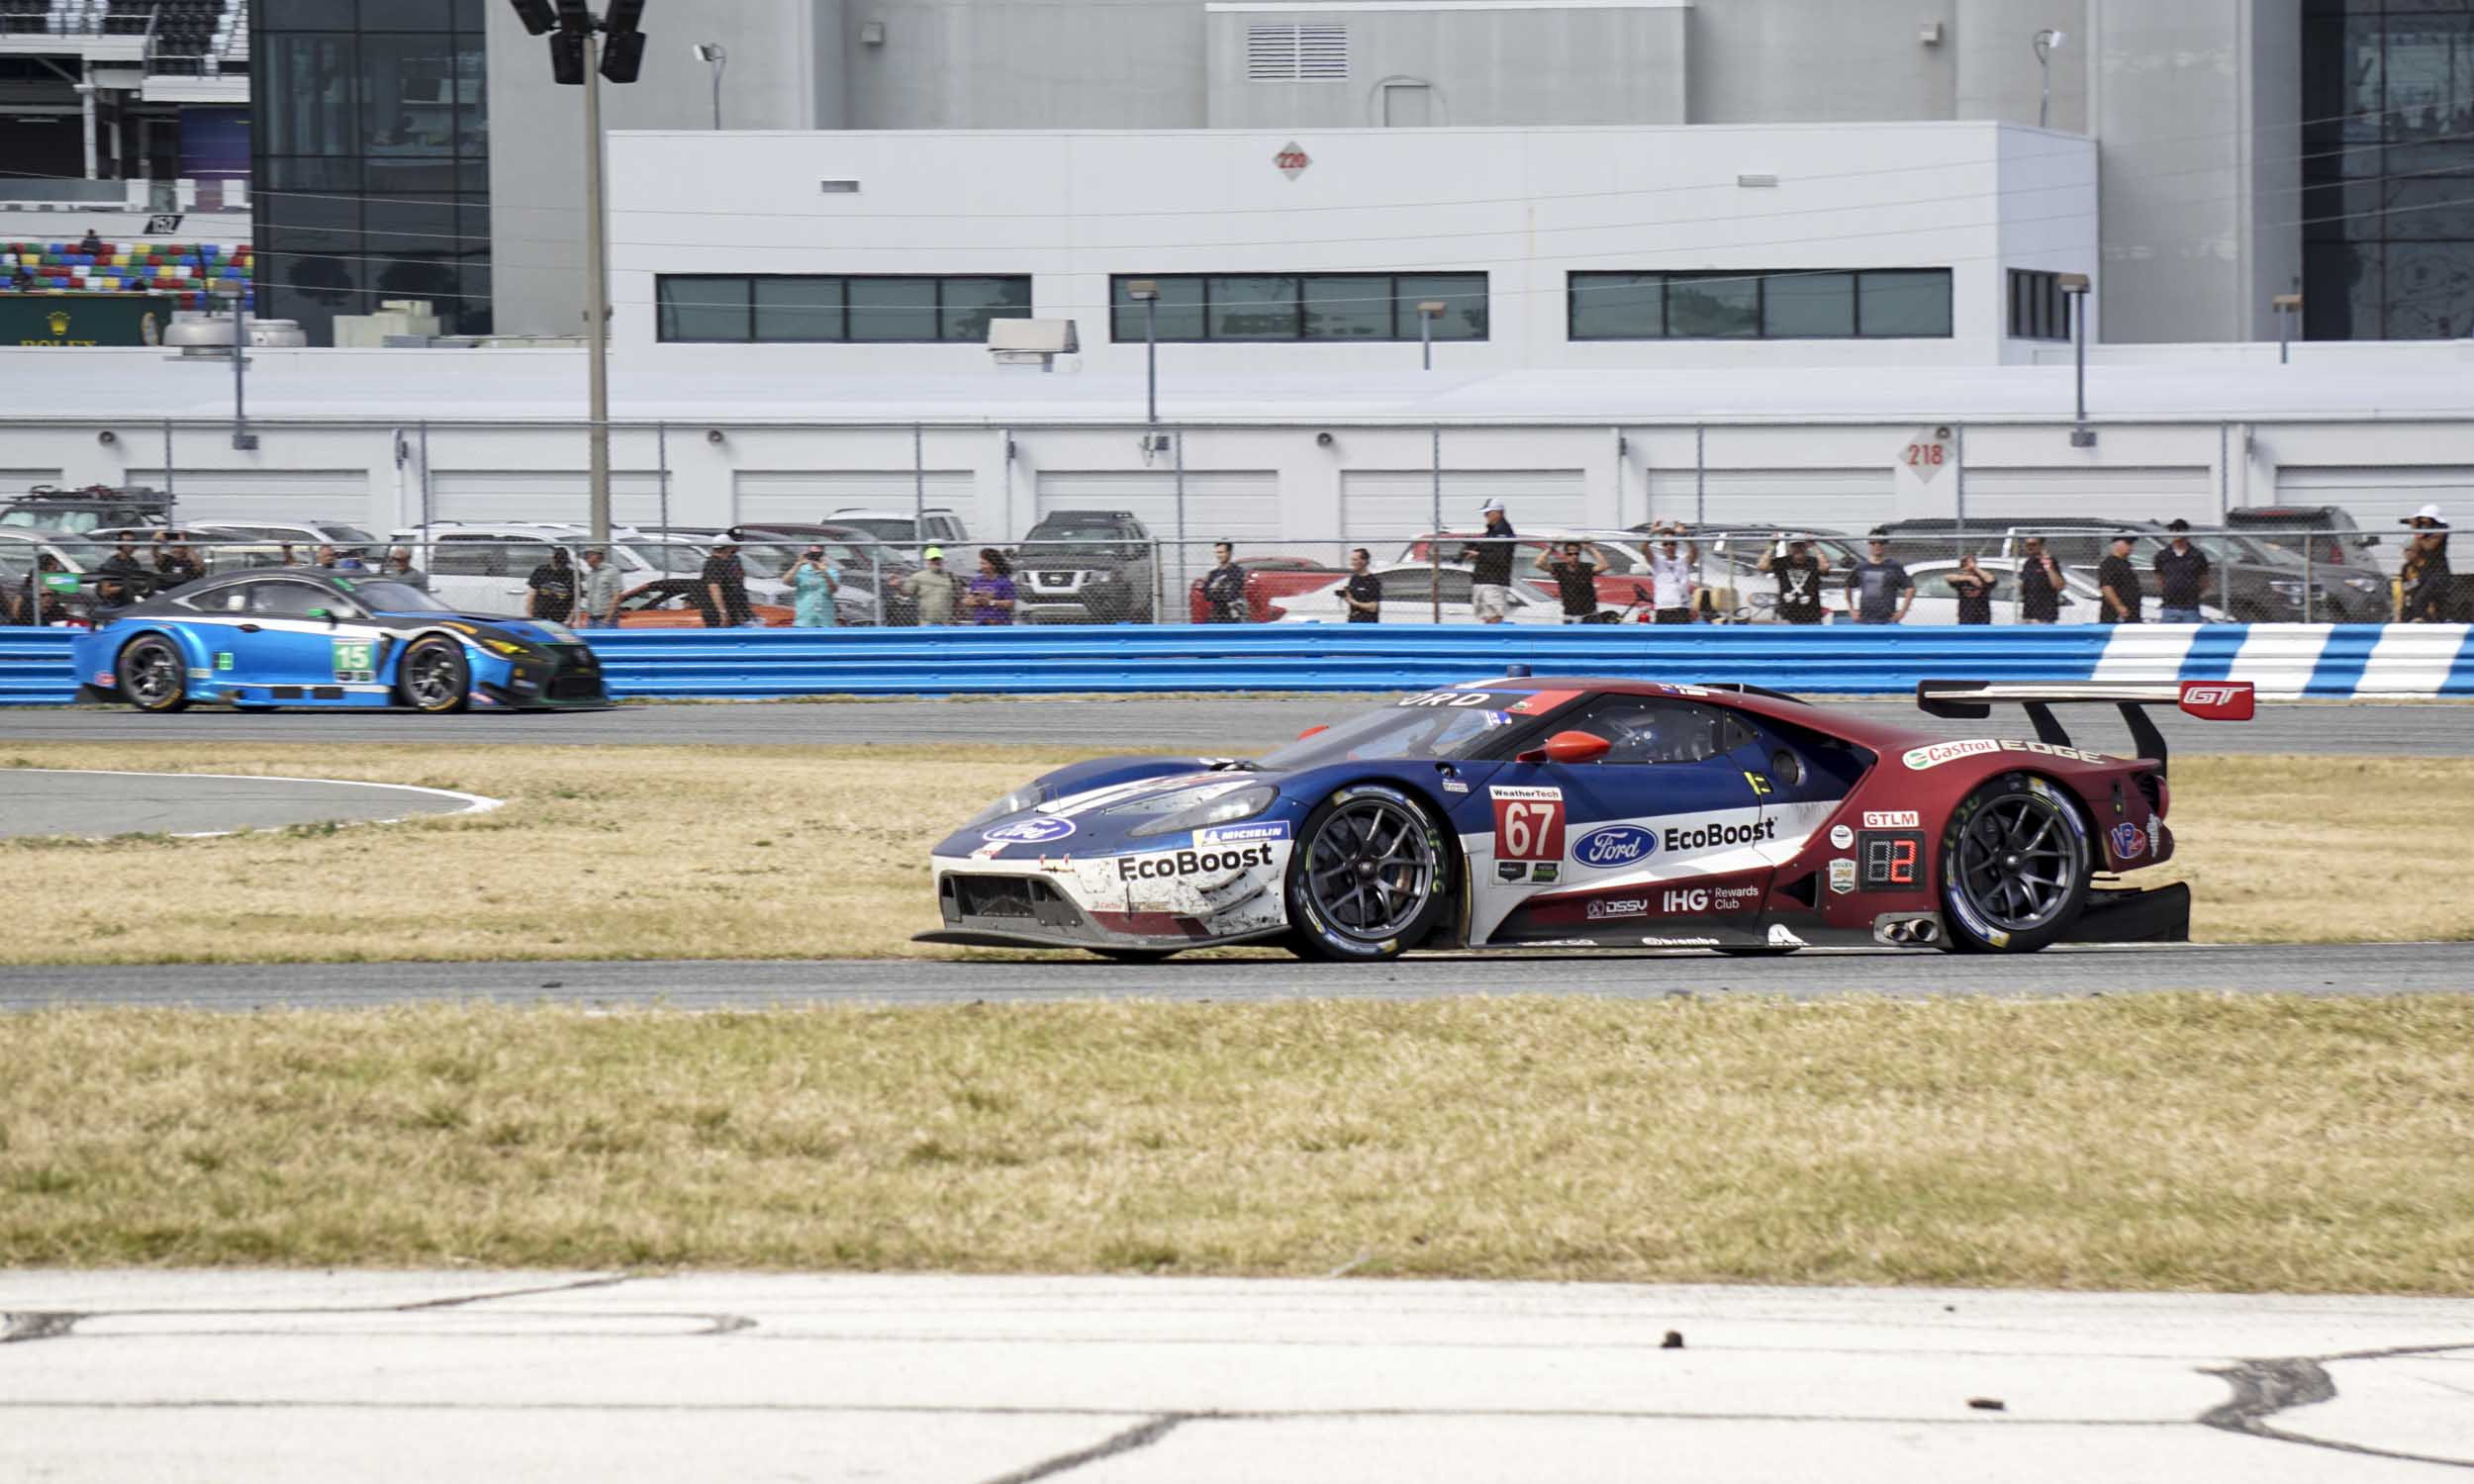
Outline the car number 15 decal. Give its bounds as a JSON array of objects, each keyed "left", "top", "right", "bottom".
[
  {"left": 1489, "top": 785, "right": 1566, "bottom": 863},
  {"left": 333, "top": 639, "right": 376, "bottom": 683}
]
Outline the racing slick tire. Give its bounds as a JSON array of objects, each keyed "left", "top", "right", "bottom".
[
  {"left": 115, "top": 633, "right": 189, "bottom": 713},
  {"left": 398, "top": 635, "right": 470, "bottom": 714},
  {"left": 1285, "top": 783, "right": 1452, "bottom": 964},
  {"left": 1940, "top": 772, "right": 2092, "bottom": 955}
]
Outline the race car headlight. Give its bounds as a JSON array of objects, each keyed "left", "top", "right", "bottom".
[
  {"left": 482, "top": 638, "right": 529, "bottom": 658},
  {"left": 962, "top": 785, "right": 1046, "bottom": 831},
  {"left": 1122, "top": 783, "right": 1277, "bottom": 839}
]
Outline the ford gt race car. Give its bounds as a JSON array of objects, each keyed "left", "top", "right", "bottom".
[
  {"left": 921, "top": 675, "right": 2254, "bottom": 961},
  {"left": 72, "top": 568, "right": 608, "bottom": 713}
]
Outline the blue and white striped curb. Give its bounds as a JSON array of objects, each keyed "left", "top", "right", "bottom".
[{"left": 2088, "top": 623, "right": 2474, "bottom": 698}]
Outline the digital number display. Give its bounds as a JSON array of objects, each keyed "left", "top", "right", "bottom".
[{"left": 1858, "top": 831, "right": 1925, "bottom": 889}]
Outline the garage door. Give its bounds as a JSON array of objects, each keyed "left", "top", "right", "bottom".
[
  {"left": 2274, "top": 466, "right": 2474, "bottom": 527},
  {"left": 1959, "top": 467, "right": 2214, "bottom": 522},
  {"left": 428, "top": 471, "right": 671, "bottom": 525},
  {"left": 735, "top": 470, "right": 974, "bottom": 528},
  {"left": 1033, "top": 471, "right": 1281, "bottom": 590},
  {"left": 0, "top": 468, "right": 64, "bottom": 498},
  {"left": 127, "top": 469, "right": 373, "bottom": 524},
  {"left": 1340, "top": 471, "right": 1585, "bottom": 552},
  {"left": 1645, "top": 468, "right": 1888, "bottom": 533}
]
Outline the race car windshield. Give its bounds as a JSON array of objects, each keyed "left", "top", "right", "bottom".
[
  {"left": 348, "top": 580, "right": 451, "bottom": 612},
  {"left": 1256, "top": 693, "right": 1549, "bottom": 770}
]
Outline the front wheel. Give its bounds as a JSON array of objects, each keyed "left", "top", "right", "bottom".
[
  {"left": 1285, "top": 784, "right": 1451, "bottom": 963},
  {"left": 398, "top": 635, "right": 470, "bottom": 714},
  {"left": 1940, "top": 773, "right": 2091, "bottom": 954},
  {"left": 116, "top": 634, "right": 189, "bottom": 713}
]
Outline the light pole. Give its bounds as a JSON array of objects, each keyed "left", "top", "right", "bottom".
[
  {"left": 2272, "top": 292, "right": 2303, "bottom": 364},
  {"left": 1126, "top": 278, "right": 1160, "bottom": 431},
  {"left": 511, "top": 0, "right": 650, "bottom": 545},
  {"left": 1416, "top": 299, "right": 1444, "bottom": 371},
  {"left": 214, "top": 277, "right": 256, "bottom": 451},
  {"left": 2034, "top": 29, "right": 2066, "bottom": 130},
  {"left": 2058, "top": 272, "right": 2094, "bottom": 447},
  {"left": 693, "top": 43, "right": 726, "bottom": 130}
]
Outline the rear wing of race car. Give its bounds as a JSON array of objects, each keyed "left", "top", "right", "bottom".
[{"left": 1915, "top": 680, "right": 2255, "bottom": 774}]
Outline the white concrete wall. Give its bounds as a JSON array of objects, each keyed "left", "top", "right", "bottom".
[{"left": 607, "top": 121, "right": 2092, "bottom": 374}]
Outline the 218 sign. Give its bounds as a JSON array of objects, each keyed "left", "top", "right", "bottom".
[{"left": 1902, "top": 442, "right": 1946, "bottom": 469}]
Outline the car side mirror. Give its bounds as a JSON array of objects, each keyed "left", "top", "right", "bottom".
[{"left": 1519, "top": 730, "right": 1611, "bottom": 766}]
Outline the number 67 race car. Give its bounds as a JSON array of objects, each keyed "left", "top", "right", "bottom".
[
  {"left": 919, "top": 675, "right": 2255, "bottom": 962},
  {"left": 71, "top": 568, "right": 609, "bottom": 713}
]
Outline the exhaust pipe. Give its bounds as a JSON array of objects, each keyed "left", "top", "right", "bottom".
[
  {"left": 1911, "top": 919, "right": 1939, "bottom": 944},
  {"left": 1884, "top": 921, "right": 1913, "bottom": 944}
]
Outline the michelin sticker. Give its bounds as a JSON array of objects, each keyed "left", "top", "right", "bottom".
[{"left": 1197, "top": 821, "right": 1291, "bottom": 845}]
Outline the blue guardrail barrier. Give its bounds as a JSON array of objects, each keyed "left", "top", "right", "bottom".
[{"left": 5, "top": 623, "right": 2471, "bottom": 705}]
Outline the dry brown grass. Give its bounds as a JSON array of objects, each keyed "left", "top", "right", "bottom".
[
  {"left": 5, "top": 995, "right": 2472, "bottom": 1290},
  {"left": 4, "top": 745, "right": 2470, "bottom": 965}
]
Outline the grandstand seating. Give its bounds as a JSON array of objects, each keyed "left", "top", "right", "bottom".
[
  {"left": 0, "top": 1, "right": 245, "bottom": 72},
  {"left": 0, "top": 239, "right": 253, "bottom": 313}
]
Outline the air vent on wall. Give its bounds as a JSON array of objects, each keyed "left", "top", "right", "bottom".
[{"left": 1247, "top": 23, "right": 1348, "bottom": 81}]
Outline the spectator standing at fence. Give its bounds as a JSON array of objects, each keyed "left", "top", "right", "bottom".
[
  {"left": 1459, "top": 501, "right": 1518, "bottom": 624},
  {"left": 2018, "top": 537, "right": 2065, "bottom": 623},
  {"left": 154, "top": 534, "right": 204, "bottom": 591},
  {"left": 276, "top": 541, "right": 300, "bottom": 569},
  {"left": 315, "top": 543, "right": 367, "bottom": 572},
  {"left": 528, "top": 546, "right": 577, "bottom": 623},
  {"left": 1945, "top": 553, "right": 1999, "bottom": 625},
  {"left": 791, "top": 545, "right": 838, "bottom": 628},
  {"left": 903, "top": 546, "right": 960, "bottom": 625},
  {"left": 2097, "top": 534, "right": 2143, "bottom": 624},
  {"left": 575, "top": 547, "right": 621, "bottom": 625},
  {"left": 384, "top": 545, "right": 430, "bottom": 592},
  {"left": 2153, "top": 519, "right": 2212, "bottom": 623},
  {"left": 1646, "top": 524, "right": 1699, "bottom": 625},
  {"left": 1760, "top": 534, "right": 1830, "bottom": 625},
  {"left": 1538, "top": 541, "right": 1601, "bottom": 624},
  {"left": 2399, "top": 506, "right": 2453, "bottom": 621},
  {"left": 1845, "top": 532, "right": 1914, "bottom": 625},
  {"left": 96, "top": 537, "right": 146, "bottom": 604},
  {"left": 963, "top": 548, "right": 1015, "bottom": 625},
  {"left": 1343, "top": 547, "right": 1382, "bottom": 622},
  {"left": 700, "top": 540, "right": 755, "bottom": 628},
  {"left": 1201, "top": 541, "right": 1248, "bottom": 623}
]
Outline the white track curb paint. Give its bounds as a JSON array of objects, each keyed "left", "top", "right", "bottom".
[{"left": 10, "top": 768, "right": 504, "bottom": 840}]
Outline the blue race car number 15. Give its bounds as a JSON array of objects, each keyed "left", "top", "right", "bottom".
[{"left": 333, "top": 639, "right": 376, "bottom": 683}]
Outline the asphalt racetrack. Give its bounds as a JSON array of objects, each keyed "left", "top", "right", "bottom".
[
  {"left": 0, "top": 696, "right": 2464, "bottom": 755},
  {"left": 7, "top": 942, "right": 2469, "bottom": 1012}
]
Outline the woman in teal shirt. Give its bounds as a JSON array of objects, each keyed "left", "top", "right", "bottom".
[{"left": 790, "top": 546, "right": 838, "bottom": 628}]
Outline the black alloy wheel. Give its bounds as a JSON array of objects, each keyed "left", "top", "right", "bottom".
[
  {"left": 116, "top": 635, "right": 188, "bottom": 713},
  {"left": 1941, "top": 773, "right": 2091, "bottom": 954},
  {"left": 399, "top": 635, "right": 470, "bottom": 714},
  {"left": 1286, "top": 784, "right": 1449, "bottom": 962}
]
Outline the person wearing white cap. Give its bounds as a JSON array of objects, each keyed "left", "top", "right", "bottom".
[
  {"left": 1458, "top": 500, "right": 1517, "bottom": 623},
  {"left": 2399, "top": 505, "right": 2453, "bottom": 622}
]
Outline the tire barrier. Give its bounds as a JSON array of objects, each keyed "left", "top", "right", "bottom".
[{"left": 5, "top": 623, "right": 2470, "bottom": 704}]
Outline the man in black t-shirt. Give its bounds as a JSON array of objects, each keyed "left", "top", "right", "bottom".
[
  {"left": 1458, "top": 501, "right": 1518, "bottom": 623},
  {"left": 2152, "top": 519, "right": 2212, "bottom": 623},
  {"left": 1537, "top": 541, "right": 1600, "bottom": 623},
  {"left": 701, "top": 542, "right": 753, "bottom": 627},
  {"left": 1342, "top": 547, "right": 1382, "bottom": 623},
  {"left": 96, "top": 538, "right": 147, "bottom": 604},
  {"left": 1844, "top": 533, "right": 1915, "bottom": 625},
  {"left": 1199, "top": 541, "right": 1248, "bottom": 623},
  {"left": 2018, "top": 537, "right": 2066, "bottom": 622},
  {"left": 2097, "top": 534, "right": 2142, "bottom": 624},
  {"left": 1759, "top": 535, "right": 1829, "bottom": 624},
  {"left": 527, "top": 547, "right": 577, "bottom": 623}
]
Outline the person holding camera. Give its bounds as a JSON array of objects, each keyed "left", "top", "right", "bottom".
[
  {"left": 791, "top": 545, "right": 839, "bottom": 628},
  {"left": 1759, "top": 533, "right": 1829, "bottom": 624},
  {"left": 1537, "top": 540, "right": 1601, "bottom": 623}
]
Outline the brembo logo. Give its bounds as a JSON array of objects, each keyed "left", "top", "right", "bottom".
[
  {"left": 1117, "top": 844, "right": 1275, "bottom": 881},
  {"left": 1662, "top": 817, "right": 1778, "bottom": 853}
]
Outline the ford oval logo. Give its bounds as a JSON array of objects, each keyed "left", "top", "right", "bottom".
[
  {"left": 1571, "top": 825, "right": 1657, "bottom": 868},
  {"left": 984, "top": 816, "right": 1076, "bottom": 845}
]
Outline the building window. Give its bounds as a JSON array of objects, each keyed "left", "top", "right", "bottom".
[
  {"left": 2007, "top": 269, "right": 2072, "bottom": 340},
  {"left": 1246, "top": 23, "right": 1348, "bottom": 80},
  {"left": 655, "top": 275, "right": 1031, "bottom": 342},
  {"left": 1570, "top": 269, "right": 1951, "bottom": 339},
  {"left": 1109, "top": 273, "right": 1487, "bottom": 341}
]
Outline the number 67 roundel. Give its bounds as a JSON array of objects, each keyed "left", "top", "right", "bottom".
[{"left": 1489, "top": 786, "right": 1566, "bottom": 862}]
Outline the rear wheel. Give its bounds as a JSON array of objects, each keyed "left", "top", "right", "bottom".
[
  {"left": 399, "top": 635, "right": 470, "bottom": 714},
  {"left": 116, "top": 635, "right": 188, "bottom": 713},
  {"left": 1285, "top": 784, "right": 1450, "bottom": 963},
  {"left": 1941, "top": 773, "right": 2091, "bottom": 954}
]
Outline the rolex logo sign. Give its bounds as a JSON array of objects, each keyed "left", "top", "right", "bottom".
[
  {"left": 9, "top": 295, "right": 146, "bottom": 346},
  {"left": 47, "top": 310, "right": 70, "bottom": 336}
]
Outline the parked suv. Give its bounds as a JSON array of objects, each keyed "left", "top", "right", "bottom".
[
  {"left": 1012, "top": 510, "right": 1156, "bottom": 623},
  {"left": 825, "top": 507, "right": 972, "bottom": 548},
  {"left": 391, "top": 523, "right": 797, "bottom": 618},
  {"left": 2225, "top": 505, "right": 2381, "bottom": 570},
  {"left": 1872, "top": 516, "right": 2389, "bottom": 623},
  {"left": 0, "top": 484, "right": 171, "bottom": 536}
]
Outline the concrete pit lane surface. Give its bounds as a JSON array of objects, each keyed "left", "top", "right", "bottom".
[
  {"left": 3, "top": 942, "right": 2470, "bottom": 1011},
  {"left": 2, "top": 1272, "right": 2469, "bottom": 1482},
  {"left": 0, "top": 769, "right": 498, "bottom": 841}
]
